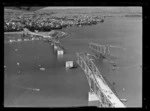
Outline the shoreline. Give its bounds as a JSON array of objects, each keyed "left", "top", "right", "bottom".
[
  {"left": 4, "top": 31, "right": 23, "bottom": 35},
  {"left": 4, "top": 31, "right": 52, "bottom": 35},
  {"left": 4, "top": 31, "right": 69, "bottom": 39}
]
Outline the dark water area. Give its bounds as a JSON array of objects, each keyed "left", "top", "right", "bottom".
[{"left": 4, "top": 16, "right": 142, "bottom": 107}]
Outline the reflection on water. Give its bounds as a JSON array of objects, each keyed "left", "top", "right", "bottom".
[
  {"left": 4, "top": 17, "right": 142, "bottom": 107},
  {"left": 57, "top": 55, "right": 64, "bottom": 61}
]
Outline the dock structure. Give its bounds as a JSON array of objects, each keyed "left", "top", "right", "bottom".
[
  {"left": 89, "top": 42, "right": 111, "bottom": 60},
  {"left": 76, "top": 52, "right": 126, "bottom": 107}
]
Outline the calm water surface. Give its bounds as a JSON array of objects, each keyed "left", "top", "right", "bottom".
[{"left": 4, "top": 16, "right": 142, "bottom": 107}]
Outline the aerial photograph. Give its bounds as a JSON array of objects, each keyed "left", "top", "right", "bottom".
[{"left": 4, "top": 6, "right": 142, "bottom": 107}]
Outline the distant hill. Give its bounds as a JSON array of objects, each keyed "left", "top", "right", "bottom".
[
  {"left": 4, "top": 6, "right": 142, "bottom": 17},
  {"left": 37, "top": 7, "right": 142, "bottom": 14},
  {"left": 4, "top": 8, "right": 25, "bottom": 13},
  {"left": 4, "top": 6, "right": 45, "bottom": 11}
]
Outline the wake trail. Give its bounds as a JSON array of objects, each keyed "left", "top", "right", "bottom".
[
  {"left": 12, "top": 84, "right": 40, "bottom": 91},
  {"left": 109, "top": 45, "right": 125, "bottom": 49},
  {"left": 118, "top": 64, "right": 140, "bottom": 69}
]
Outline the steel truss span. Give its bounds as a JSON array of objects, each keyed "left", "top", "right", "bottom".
[
  {"left": 89, "top": 42, "right": 111, "bottom": 59},
  {"left": 76, "top": 52, "right": 126, "bottom": 108}
]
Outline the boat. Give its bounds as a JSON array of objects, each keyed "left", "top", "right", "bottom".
[{"left": 100, "top": 19, "right": 104, "bottom": 22}]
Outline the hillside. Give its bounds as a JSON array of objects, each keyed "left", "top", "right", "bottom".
[
  {"left": 4, "top": 7, "right": 45, "bottom": 11},
  {"left": 4, "top": 6, "right": 142, "bottom": 14},
  {"left": 4, "top": 6, "right": 142, "bottom": 19},
  {"left": 37, "top": 7, "right": 142, "bottom": 14}
]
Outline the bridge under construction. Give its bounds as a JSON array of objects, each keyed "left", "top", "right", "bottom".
[
  {"left": 22, "top": 28, "right": 126, "bottom": 107},
  {"left": 23, "top": 28, "right": 64, "bottom": 52},
  {"left": 76, "top": 52, "right": 126, "bottom": 107}
]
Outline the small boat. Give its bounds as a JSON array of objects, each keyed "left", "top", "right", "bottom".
[
  {"left": 9, "top": 39, "right": 15, "bottom": 43},
  {"left": 17, "top": 39, "right": 22, "bottom": 42},
  {"left": 24, "top": 39, "right": 29, "bottom": 41},
  {"left": 78, "top": 24, "right": 82, "bottom": 27},
  {"left": 120, "top": 99, "right": 127, "bottom": 102}
]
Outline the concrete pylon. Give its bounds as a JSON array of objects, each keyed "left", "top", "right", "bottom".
[
  {"left": 57, "top": 49, "right": 64, "bottom": 60},
  {"left": 51, "top": 43, "right": 54, "bottom": 46},
  {"left": 54, "top": 45, "right": 58, "bottom": 50},
  {"left": 88, "top": 92, "right": 100, "bottom": 107},
  {"left": 57, "top": 50, "right": 64, "bottom": 56},
  {"left": 65, "top": 61, "right": 73, "bottom": 68}
]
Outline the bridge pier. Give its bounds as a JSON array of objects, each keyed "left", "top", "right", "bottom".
[
  {"left": 76, "top": 52, "right": 126, "bottom": 107},
  {"left": 51, "top": 43, "right": 54, "bottom": 46},
  {"left": 57, "top": 49, "right": 64, "bottom": 56},
  {"left": 65, "top": 61, "right": 74, "bottom": 68},
  {"left": 54, "top": 45, "right": 58, "bottom": 50},
  {"left": 88, "top": 92, "right": 100, "bottom": 107}
]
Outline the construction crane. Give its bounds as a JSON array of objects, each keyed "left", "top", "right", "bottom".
[{"left": 76, "top": 52, "right": 126, "bottom": 107}]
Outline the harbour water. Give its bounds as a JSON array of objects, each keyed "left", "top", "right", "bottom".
[{"left": 4, "top": 16, "right": 142, "bottom": 107}]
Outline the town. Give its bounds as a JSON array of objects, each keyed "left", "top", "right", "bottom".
[{"left": 4, "top": 13, "right": 104, "bottom": 32}]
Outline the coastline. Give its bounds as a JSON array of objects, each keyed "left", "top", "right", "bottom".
[
  {"left": 4, "top": 31, "right": 69, "bottom": 40},
  {"left": 4, "top": 31, "right": 52, "bottom": 35},
  {"left": 4, "top": 31, "right": 23, "bottom": 35}
]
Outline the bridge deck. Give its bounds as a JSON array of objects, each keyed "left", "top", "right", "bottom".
[
  {"left": 76, "top": 52, "right": 126, "bottom": 107},
  {"left": 95, "top": 75, "right": 125, "bottom": 107}
]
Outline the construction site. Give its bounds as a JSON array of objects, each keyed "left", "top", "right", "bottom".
[{"left": 4, "top": 7, "right": 142, "bottom": 107}]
